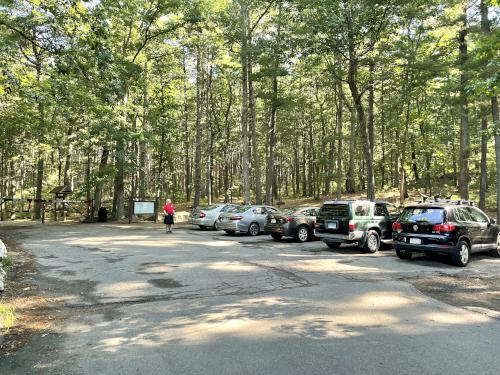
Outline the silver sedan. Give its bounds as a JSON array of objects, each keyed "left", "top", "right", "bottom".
[
  {"left": 188, "top": 204, "right": 239, "bottom": 230},
  {"left": 216, "top": 205, "right": 278, "bottom": 236}
]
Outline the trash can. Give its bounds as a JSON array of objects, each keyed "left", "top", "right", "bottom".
[{"left": 97, "top": 207, "right": 108, "bottom": 222}]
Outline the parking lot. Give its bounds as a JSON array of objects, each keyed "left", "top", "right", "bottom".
[{"left": 1, "top": 222, "right": 500, "bottom": 374}]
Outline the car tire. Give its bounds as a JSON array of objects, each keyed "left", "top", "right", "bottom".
[
  {"left": 363, "top": 230, "right": 380, "bottom": 253},
  {"left": 452, "top": 240, "right": 470, "bottom": 267},
  {"left": 248, "top": 223, "right": 260, "bottom": 236},
  {"left": 396, "top": 248, "right": 412, "bottom": 260},
  {"left": 271, "top": 234, "right": 283, "bottom": 241},
  {"left": 224, "top": 230, "right": 235, "bottom": 235},
  {"left": 490, "top": 234, "right": 500, "bottom": 258},
  {"left": 326, "top": 242, "right": 341, "bottom": 249},
  {"left": 296, "top": 226, "right": 310, "bottom": 243}
]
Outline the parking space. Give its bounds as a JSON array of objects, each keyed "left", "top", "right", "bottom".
[{"left": 1, "top": 223, "right": 499, "bottom": 374}]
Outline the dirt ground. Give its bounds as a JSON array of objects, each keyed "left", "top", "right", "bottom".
[{"left": 0, "top": 229, "right": 62, "bottom": 356}]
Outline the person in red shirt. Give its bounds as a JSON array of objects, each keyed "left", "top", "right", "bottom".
[{"left": 163, "top": 199, "right": 175, "bottom": 233}]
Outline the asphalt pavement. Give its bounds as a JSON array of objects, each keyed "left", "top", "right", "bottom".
[{"left": 1, "top": 222, "right": 499, "bottom": 374}]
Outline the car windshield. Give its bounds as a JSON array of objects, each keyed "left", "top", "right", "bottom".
[{"left": 399, "top": 207, "right": 444, "bottom": 224}]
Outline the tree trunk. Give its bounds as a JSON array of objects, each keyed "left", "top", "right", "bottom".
[
  {"left": 113, "top": 137, "right": 125, "bottom": 221},
  {"left": 346, "top": 106, "right": 356, "bottom": 193},
  {"left": 93, "top": 147, "right": 109, "bottom": 212},
  {"left": 368, "top": 60, "right": 375, "bottom": 178},
  {"left": 336, "top": 82, "right": 343, "bottom": 200},
  {"left": 480, "top": 0, "right": 500, "bottom": 220},
  {"left": 458, "top": 9, "right": 470, "bottom": 199},
  {"left": 493, "top": 96, "right": 500, "bottom": 221},
  {"left": 248, "top": 38, "right": 262, "bottom": 204},
  {"left": 182, "top": 50, "right": 191, "bottom": 202},
  {"left": 193, "top": 46, "right": 203, "bottom": 207},
  {"left": 139, "top": 61, "right": 148, "bottom": 199},
  {"left": 479, "top": 113, "right": 488, "bottom": 210},
  {"left": 345, "top": 6, "right": 375, "bottom": 201},
  {"left": 240, "top": 2, "right": 251, "bottom": 204},
  {"left": 33, "top": 62, "right": 45, "bottom": 220}
]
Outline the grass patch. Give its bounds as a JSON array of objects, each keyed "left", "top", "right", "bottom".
[
  {"left": 0, "top": 303, "right": 16, "bottom": 330},
  {"left": 2, "top": 255, "right": 13, "bottom": 271}
]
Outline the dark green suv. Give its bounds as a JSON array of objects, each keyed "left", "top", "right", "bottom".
[{"left": 315, "top": 200, "right": 400, "bottom": 252}]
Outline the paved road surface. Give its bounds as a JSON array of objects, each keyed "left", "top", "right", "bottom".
[{"left": 1, "top": 223, "right": 499, "bottom": 374}]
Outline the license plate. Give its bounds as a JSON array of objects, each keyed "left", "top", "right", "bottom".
[
  {"left": 409, "top": 238, "right": 422, "bottom": 244},
  {"left": 271, "top": 219, "right": 276, "bottom": 224},
  {"left": 326, "top": 222, "right": 337, "bottom": 229}
]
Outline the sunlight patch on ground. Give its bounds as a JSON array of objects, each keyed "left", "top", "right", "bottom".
[{"left": 205, "top": 262, "right": 259, "bottom": 272}]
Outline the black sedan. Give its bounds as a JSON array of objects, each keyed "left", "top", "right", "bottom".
[{"left": 265, "top": 207, "right": 319, "bottom": 242}]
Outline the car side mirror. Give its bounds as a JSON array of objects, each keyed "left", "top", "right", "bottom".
[{"left": 490, "top": 218, "right": 496, "bottom": 225}]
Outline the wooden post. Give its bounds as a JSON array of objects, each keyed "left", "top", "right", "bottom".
[
  {"left": 154, "top": 198, "right": 158, "bottom": 223},
  {"left": 41, "top": 200, "right": 45, "bottom": 224},
  {"left": 128, "top": 196, "right": 133, "bottom": 224},
  {"left": 54, "top": 199, "right": 57, "bottom": 222}
]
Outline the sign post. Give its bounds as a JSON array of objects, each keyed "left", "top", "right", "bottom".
[{"left": 129, "top": 199, "right": 157, "bottom": 223}]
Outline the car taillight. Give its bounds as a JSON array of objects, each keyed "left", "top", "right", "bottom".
[
  {"left": 432, "top": 223, "right": 456, "bottom": 233},
  {"left": 287, "top": 217, "right": 295, "bottom": 222},
  {"left": 392, "top": 222, "right": 402, "bottom": 232},
  {"left": 231, "top": 216, "right": 243, "bottom": 220},
  {"left": 348, "top": 220, "right": 356, "bottom": 231},
  {"left": 199, "top": 212, "right": 206, "bottom": 218}
]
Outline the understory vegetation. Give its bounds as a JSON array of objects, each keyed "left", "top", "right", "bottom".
[{"left": 0, "top": 0, "right": 499, "bottom": 219}]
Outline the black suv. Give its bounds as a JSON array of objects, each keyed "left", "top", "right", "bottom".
[
  {"left": 315, "top": 200, "right": 400, "bottom": 253},
  {"left": 393, "top": 201, "right": 500, "bottom": 267}
]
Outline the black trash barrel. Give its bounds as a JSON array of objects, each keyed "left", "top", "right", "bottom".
[{"left": 98, "top": 207, "right": 108, "bottom": 222}]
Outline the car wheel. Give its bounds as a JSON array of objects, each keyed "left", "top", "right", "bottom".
[
  {"left": 452, "top": 240, "right": 470, "bottom": 267},
  {"left": 296, "top": 226, "right": 310, "bottom": 243},
  {"left": 271, "top": 234, "right": 283, "bottom": 241},
  {"left": 363, "top": 230, "right": 380, "bottom": 253},
  {"left": 224, "top": 230, "right": 235, "bottom": 235},
  {"left": 490, "top": 234, "right": 500, "bottom": 258},
  {"left": 396, "top": 248, "right": 412, "bottom": 260},
  {"left": 248, "top": 223, "right": 260, "bottom": 236},
  {"left": 326, "top": 242, "right": 341, "bottom": 249}
]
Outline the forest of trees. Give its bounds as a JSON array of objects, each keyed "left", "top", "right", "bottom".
[{"left": 0, "top": 0, "right": 499, "bottom": 220}]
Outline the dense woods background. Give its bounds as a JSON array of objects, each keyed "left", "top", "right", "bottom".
[{"left": 0, "top": 0, "right": 499, "bottom": 220}]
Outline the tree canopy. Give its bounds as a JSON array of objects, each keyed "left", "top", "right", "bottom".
[{"left": 0, "top": 0, "right": 499, "bottom": 219}]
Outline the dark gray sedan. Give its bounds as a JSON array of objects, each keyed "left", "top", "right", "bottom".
[{"left": 265, "top": 207, "right": 320, "bottom": 242}]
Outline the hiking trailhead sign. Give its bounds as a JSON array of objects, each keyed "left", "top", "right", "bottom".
[{"left": 133, "top": 201, "right": 156, "bottom": 215}]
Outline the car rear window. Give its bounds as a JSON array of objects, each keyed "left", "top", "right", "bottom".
[
  {"left": 321, "top": 204, "right": 349, "bottom": 218},
  {"left": 221, "top": 205, "right": 239, "bottom": 212},
  {"left": 276, "top": 207, "right": 301, "bottom": 215},
  {"left": 399, "top": 207, "right": 444, "bottom": 224},
  {"left": 232, "top": 206, "right": 251, "bottom": 213}
]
